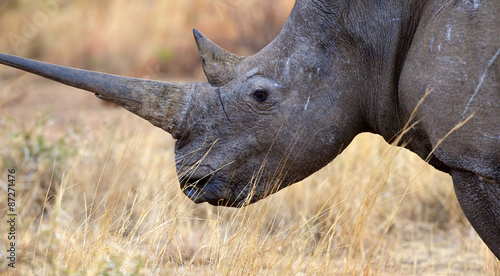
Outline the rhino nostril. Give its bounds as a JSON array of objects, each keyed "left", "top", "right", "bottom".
[{"left": 174, "top": 134, "right": 193, "bottom": 152}]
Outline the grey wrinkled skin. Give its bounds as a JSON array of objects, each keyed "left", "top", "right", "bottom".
[{"left": 0, "top": 0, "right": 499, "bottom": 259}]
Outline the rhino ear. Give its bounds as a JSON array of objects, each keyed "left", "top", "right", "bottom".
[{"left": 193, "top": 29, "right": 244, "bottom": 87}]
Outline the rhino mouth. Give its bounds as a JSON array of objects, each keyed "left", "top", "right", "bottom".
[{"left": 181, "top": 175, "right": 237, "bottom": 206}]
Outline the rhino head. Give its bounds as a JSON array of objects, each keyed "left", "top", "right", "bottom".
[
  {"left": 177, "top": 25, "right": 366, "bottom": 206},
  {"left": 0, "top": 3, "right": 366, "bottom": 207},
  {"left": 174, "top": 17, "right": 366, "bottom": 206}
]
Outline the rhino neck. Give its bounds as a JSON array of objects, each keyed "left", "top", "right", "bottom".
[
  {"left": 333, "top": 0, "right": 429, "bottom": 142},
  {"left": 270, "top": 0, "right": 429, "bottom": 143}
]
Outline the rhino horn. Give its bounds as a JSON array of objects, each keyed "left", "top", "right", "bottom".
[
  {"left": 193, "top": 29, "right": 244, "bottom": 87},
  {"left": 0, "top": 53, "right": 191, "bottom": 138}
]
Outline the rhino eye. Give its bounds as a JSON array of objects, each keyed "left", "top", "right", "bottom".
[{"left": 252, "top": 89, "right": 268, "bottom": 102}]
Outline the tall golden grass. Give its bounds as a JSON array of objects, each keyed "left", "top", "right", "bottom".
[{"left": 0, "top": 1, "right": 499, "bottom": 275}]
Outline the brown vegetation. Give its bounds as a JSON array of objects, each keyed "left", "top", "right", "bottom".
[{"left": 0, "top": 0, "right": 292, "bottom": 78}]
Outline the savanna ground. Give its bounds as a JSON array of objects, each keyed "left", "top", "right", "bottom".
[{"left": 0, "top": 1, "right": 499, "bottom": 275}]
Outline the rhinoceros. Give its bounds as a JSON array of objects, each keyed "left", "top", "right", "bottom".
[{"left": 0, "top": 0, "right": 499, "bottom": 259}]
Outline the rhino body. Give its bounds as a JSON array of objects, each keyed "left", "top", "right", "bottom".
[{"left": 1, "top": 0, "right": 499, "bottom": 259}]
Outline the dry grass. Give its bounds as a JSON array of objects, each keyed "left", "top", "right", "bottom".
[
  {"left": 0, "top": 1, "right": 499, "bottom": 275},
  {"left": 0, "top": 80, "right": 498, "bottom": 275}
]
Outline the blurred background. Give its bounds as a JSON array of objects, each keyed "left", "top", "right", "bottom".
[{"left": 0, "top": 0, "right": 294, "bottom": 79}]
